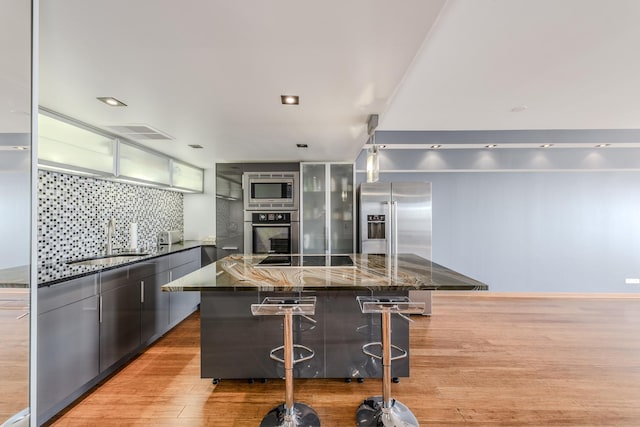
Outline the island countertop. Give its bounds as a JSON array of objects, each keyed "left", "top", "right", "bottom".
[{"left": 162, "top": 253, "right": 488, "bottom": 292}]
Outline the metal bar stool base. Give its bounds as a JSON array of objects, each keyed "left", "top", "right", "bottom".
[
  {"left": 260, "top": 402, "right": 321, "bottom": 427},
  {"left": 356, "top": 397, "right": 419, "bottom": 427}
]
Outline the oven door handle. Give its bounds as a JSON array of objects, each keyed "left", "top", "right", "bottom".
[{"left": 251, "top": 223, "right": 292, "bottom": 227}]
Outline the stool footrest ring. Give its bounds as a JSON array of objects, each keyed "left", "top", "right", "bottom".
[
  {"left": 362, "top": 342, "right": 407, "bottom": 361},
  {"left": 270, "top": 344, "right": 315, "bottom": 365}
]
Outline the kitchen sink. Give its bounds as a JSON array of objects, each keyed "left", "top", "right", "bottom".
[{"left": 67, "top": 253, "right": 150, "bottom": 267}]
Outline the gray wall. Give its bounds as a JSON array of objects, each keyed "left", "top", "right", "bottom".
[{"left": 356, "top": 133, "right": 640, "bottom": 293}]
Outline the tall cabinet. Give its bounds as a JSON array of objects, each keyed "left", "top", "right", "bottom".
[{"left": 300, "top": 163, "right": 355, "bottom": 254}]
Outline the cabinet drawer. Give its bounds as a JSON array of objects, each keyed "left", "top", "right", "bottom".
[
  {"left": 100, "top": 262, "right": 155, "bottom": 293},
  {"left": 38, "top": 274, "right": 98, "bottom": 315},
  {"left": 154, "top": 255, "right": 171, "bottom": 274},
  {"left": 169, "top": 248, "right": 200, "bottom": 269}
]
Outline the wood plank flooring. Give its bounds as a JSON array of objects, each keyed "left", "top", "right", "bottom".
[
  {"left": 46, "top": 294, "right": 640, "bottom": 426},
  {"left": 0, "top": 288, "right": 29, "bottom": 422}
]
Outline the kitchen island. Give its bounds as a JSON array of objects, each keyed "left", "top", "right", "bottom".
[{"left": 163, "top": 253, "right": 487, "bottom": 381}]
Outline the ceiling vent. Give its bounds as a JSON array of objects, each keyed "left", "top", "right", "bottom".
[{"left": 105, "top": 124, "right": 174, "bottom": 141}]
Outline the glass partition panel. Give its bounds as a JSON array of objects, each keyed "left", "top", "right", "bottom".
[
  {"left": 0, "top": 0, "right": 31, "bottom": 424},
  {"left": 119, "top": 142, "right": 171, "bottom": 185}
]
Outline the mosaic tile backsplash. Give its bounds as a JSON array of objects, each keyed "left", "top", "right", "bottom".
[{"left": 38, "top": 170, "right": 183, "bottom": 266}]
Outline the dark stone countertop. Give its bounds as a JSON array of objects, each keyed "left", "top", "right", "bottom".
[
  {"left": 162, "top": 253, "right": 488, "bottom": 292},
  {"left": 36, "top": 241, "right": 215, "bottom": 287}
]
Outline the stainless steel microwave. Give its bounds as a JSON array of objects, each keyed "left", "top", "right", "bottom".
[{"left": 243, "top": 172, "right": 299, "bottom": 210}]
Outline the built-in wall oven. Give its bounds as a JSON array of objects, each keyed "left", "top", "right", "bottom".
[
  {"left": 243, "top": 171, "right": 300, "bottom": 255},
  {"left": 244, "top": 211, "right": 299, "bottom": 255}
]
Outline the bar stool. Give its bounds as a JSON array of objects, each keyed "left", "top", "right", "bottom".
[
  {"left": 355, "top": 295, "right": 425, "bottom": 427},
  {"left": 251, "top": 296, "right": 321, "bottom": 427}
]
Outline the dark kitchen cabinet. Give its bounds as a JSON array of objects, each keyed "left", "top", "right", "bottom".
[
  {"left": 37, "top": 275, "right": 100, "bottom": 424},
  {"left": 141, "top": 256, "right": 170, "bottom": 346},
  {"left": 99, "top": 262, "right": 154, "bottom": 372},
  {"left": 36, "top": 246, "right": 203, "bottom": 425},
  {"left": 200, "top": 290, "right": 409, "bottom": 380},
  {"left": 167, "top": 248, "right": 201, "bottom": 327},
  {"left": 201, "top": 244, "right": 216, "bottom": 266},
  {"left": 201, "top": 290, "right": 325, "bottom": 380}
]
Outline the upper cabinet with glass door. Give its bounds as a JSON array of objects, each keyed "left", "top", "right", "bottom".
[
  {"left": 118, "top": 142, "right": 170, "bottom": 186},
  {"left": 38, "top": 112, "right": 115, "bottom": 176},
  {"left": 172, "top": 160, "right": 204, "bottom": 193},
  {"left": 38, "top": 111, "right": 204, "bottom": 192},
  {"left": 301, "top": 163, "right": 327, "bottom": 254},
  {"left": 300, "top": 163, "right": 354, "bottom": 254}
]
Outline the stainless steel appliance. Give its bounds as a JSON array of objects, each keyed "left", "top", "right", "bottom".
[
  {"left": 243, "top": 171, "right": 299, "bottom": 210},
  {"left": 359, "top": 182, "right": 432, "bottom": 314},
  {"left": 244, "top": 211, "right": 299, "bottom": 255}
]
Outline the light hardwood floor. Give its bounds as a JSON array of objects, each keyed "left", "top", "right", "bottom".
[
  {"left": 47, "top": 293, "right": 640, "bottom": 426},
  {"left": 0, "top": 288, "right": 29, "bottom": 422}
]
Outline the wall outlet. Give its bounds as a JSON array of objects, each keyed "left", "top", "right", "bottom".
[{"left": 625, "top": 278, "right": 640, "bottom": 284}]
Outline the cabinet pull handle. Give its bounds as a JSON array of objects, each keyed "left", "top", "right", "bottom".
[
  {"left": 140, "top": 281, "right": 145, "bottom": 303},
  {"left": 169, "top": 271, "right": 172, "bottom": 282},
  {"left": 99, "top": 295, "right": 103, "bottom": 323}
]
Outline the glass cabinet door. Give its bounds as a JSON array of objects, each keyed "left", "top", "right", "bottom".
[
  {"left": 172, "top": 160, "right": 203, "bottom": 192},
  {"left": 38, "top": 113, "right": 115, "bottom": 175},
  {"left": 118, "top": 142, "right": 171, "bottom": 185},
  {"left": 329, "top": 163, "right": 354, "bottom": 253},
  {"left": 301, "top": 163, "right": 327, "bottom": 254}
]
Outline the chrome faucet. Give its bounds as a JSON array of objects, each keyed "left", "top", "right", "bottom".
[{"left": 106, "top": 218, "right": 115, "bottom": 255}]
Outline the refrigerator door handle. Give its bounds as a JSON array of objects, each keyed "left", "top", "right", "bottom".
[
  {"left": 392, "top": 200, "right": 398, "bottom": 256},
  {"left": 383, "top": 201, "right": 392, "bottom": 256}
]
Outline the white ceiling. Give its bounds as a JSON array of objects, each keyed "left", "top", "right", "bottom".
[
  {"left": 380, "top": 0, "right": 640, "bottom": 132},
  {"left": 38, "top": 0, "right": 445, "bottom": 168},
  {"left": 34, "top": 0, "right": 640, "bottom": 169}
]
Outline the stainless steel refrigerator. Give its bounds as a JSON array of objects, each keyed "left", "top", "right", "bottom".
[{"left": 359, "top": 182, "right": 432, "bottom": 314}]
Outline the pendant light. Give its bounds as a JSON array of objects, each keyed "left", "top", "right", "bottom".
[{"left": 366, "top": 114, "right": 380, "bottom": 183}]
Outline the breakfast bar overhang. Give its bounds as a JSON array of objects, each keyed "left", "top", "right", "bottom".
[{"left": 162, "top": 253, "right": 488, "bottom": 381}]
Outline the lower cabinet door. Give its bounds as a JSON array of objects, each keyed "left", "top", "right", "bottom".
[
  {"left": 37, "top": 295, "right": 99, "bottom": 422},
  {"left": 200, "top": 291, "right": 324, "bottom": 379},
  {"left": 141, "top": 273, "right": 169, "bottom": 344},
  {"left": 99, "top": 284, "right": 141, "bottom": 372},
  {"left": 168, "top": 260, "right": 200, "bottom": 327}
]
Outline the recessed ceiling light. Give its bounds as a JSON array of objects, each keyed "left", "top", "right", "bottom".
[
  {"left": 281, "top": 95, "right": 299, "bottom": 105},
  {"left": 510, "top": 105, "right": 528, "bottom": 112},
  {"left": 188, "top": 144, "right": 203, "bottom": 149},
  {"left": 97, "top": 97, "right": 127, "bottom": 107},
  {"left": 596, "top": 144, "right": 611, "bottom": 148},
  {"left": 485, "top": 144, "right": 498, "bottom": 149},
  {"left": 296, "top": 143, "right": 308, "bottom": 148},
  {"left": 430, "top": 145, "right": 442, "bottom": 149},
  {"left": 540, "top": 144, "right": 553, "bottom": 148}
]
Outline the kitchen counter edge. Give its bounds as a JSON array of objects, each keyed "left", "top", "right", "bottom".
[{"left": 36, "top": 241, "right": 216, "bottom": 288}]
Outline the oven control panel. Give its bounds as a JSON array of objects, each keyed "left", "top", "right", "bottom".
[{"left": 252, "top": 212, "right": 291, "bottom": 224}]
